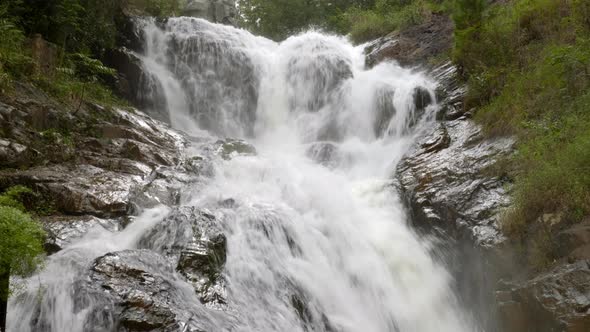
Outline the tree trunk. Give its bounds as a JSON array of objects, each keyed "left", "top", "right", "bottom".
[{"left": 0, "top": 267, "right": 9, "bottom": 332}]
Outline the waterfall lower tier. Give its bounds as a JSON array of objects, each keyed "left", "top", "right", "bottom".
[{"left": 8, "top": 17, "right": 483, "bottom": 332}]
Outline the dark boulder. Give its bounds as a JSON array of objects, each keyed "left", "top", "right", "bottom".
[
  {"left": 139, "top": 207, "right": 228, "bottom": 308},
  {"left": 103, "top": 48, "right": 170, "bottom": 123},
  {"left": 80, "top": 249, "right": 218, "bottom": 331}
]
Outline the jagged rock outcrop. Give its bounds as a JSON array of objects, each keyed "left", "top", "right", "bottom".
[
  {"left": 397, "top": 117, "right": 514, "bottom": 246},
  {"left": 0, "top": 83, "right": 187, "bottom": 253},
  {"left": 365, "top": 13, "right": 454, "bottom": 68}
]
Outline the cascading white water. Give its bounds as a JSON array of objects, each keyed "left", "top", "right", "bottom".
[{"left": 8, "top": 17, "right": 481, "bottom": 332}]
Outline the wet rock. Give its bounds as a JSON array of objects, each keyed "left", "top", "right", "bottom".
[
  {"left": 397, "top": 118, "right": 514, "bottom": 246},
  {"left": 81, "top": 250, "right": 216, "bottom": 332},
  {"left": 0, "top": 98, "right": 188, "bottom": 216},
  {"left": 0, "top": 164, "right": 145, "bottom": 217},
  {"left": 211, "top": 139, "right": 257, "bottom": 160},
  {"left": 41, "top": 215, "right": 120, "bottom": 254},
  {"left": 139, "top": 207, "right": 227, "bottom": 308},
  {"left": 413, "top": 86, "right": 433, "bottom": 113},
  {"left": 184, "top": 0, "right": 237, "bottom": 25},
  {"left": 286, "top": 50, "right": 353, "bottom": 113},
  {"left": 103, "top": 48, "right": 170, "bottom": 123},
  {"left": 497, "top": 260, "right": 590, "bottom": 332},
  {"left": 365, "top": 13, "right": 454, "bottom": 68}
]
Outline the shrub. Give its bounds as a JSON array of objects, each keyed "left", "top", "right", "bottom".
[{"left": 0, "top": 186, "right": 46, "bottom": 305}]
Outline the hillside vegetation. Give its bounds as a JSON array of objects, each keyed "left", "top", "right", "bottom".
[
  {"left": 0, "top": 0, "right": 182, "bottom": 106},
  {"left": 238, "top": 0, "right": 452, "bottom": 43},
  {"left": 453, "top": 0, "right": 590, "bottom": 266}
]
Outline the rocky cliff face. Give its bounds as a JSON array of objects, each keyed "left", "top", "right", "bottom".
[{"left": 370, "top": 14, "right": 590, "bottom": 332}]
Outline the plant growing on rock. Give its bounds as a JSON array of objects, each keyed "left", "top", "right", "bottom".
[{"left": 0, "top": 186, "right": 46, "bottom": 332}]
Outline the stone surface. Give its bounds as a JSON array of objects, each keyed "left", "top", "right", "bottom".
[
  {"left": 0, "top": 88, "right": 187, "bottom": 218},
  {"left": 41, "top": 215, "right": 121, "bottom": 254},
  {"left": 365, "top": 13, "right": 454, "bottom": 68},
  {"left": 103, "top": 47, "right": 170, "bottom": 123},
  {"left": 497, "top": 260, "right": 590, "bottom": 332},
  {"left": 79, "top": 249, "right": 221, "bottom": 332},
  {"left": 139, "top": 207, "right": 228, "bottom": 309},
  {"left": 205, "top": 138, "right": 257, "bottom": 161},
  {"left": 397, "top": 118, "right": 514, "bottom": 246}
]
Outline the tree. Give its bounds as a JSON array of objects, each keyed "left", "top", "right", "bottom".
[{"left": 0, "top": 187, "right": 46, "bottom": 332}]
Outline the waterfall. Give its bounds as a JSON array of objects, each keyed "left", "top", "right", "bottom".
[{"left": 8, "top": 17, "right": 480, "bottom": 332}]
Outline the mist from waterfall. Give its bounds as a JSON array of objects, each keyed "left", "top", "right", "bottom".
[{"left": 8, "top": 17, "right": 481, "bottom": 332}]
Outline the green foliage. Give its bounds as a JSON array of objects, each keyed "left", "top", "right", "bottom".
[
  {"left": 35, "top": 69, "right": 125, "bottom": 108},
  {"left": 0, "top": 186, "right": 32, "bottom": 212},
  {"left": 69, "top": 53, "right": 117, "bottom": 82},
  {"left": 0, "top": 3, "right": 32, "bottom": 90},
  {"left": 337, "top": 0, "right": 444, "bottom": 44},
  {"left": 453, "top": 0, "right": 590, "bottom": 245},
  {"left": 0, "top": 187, "right": 46, "bottom": 300},
  {"left": 0, "top": 206, "right": 45, "bottom": 298},
  {"left": 238, "top": 0, "right": 450, "bottom": 43}
]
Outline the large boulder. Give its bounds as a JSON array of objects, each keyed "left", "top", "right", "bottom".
[
  {"left": 79, "top": 249, "right": 222, "bottom": 331},
  {"left": 139, "top": 207, "right": 228, "bottom": 309}
]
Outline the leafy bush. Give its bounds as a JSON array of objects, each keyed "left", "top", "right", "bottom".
[
  {"left": 0, "top": 206, "right": 45, "bottom": 297},
  {"left": 0, "top": 186, "right": 46, "bottom": 301},
  {"left": 0, "top": 186, "right": 32, "bottom": 212}
]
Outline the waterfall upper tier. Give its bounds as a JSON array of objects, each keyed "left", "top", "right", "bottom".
[{"left": 8, "top": 17, "right": 482, "bottom": 332}]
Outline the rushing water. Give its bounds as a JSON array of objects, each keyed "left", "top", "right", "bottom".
[{"left": 8, "top": 18, "right": 480, "bottom": 332}]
